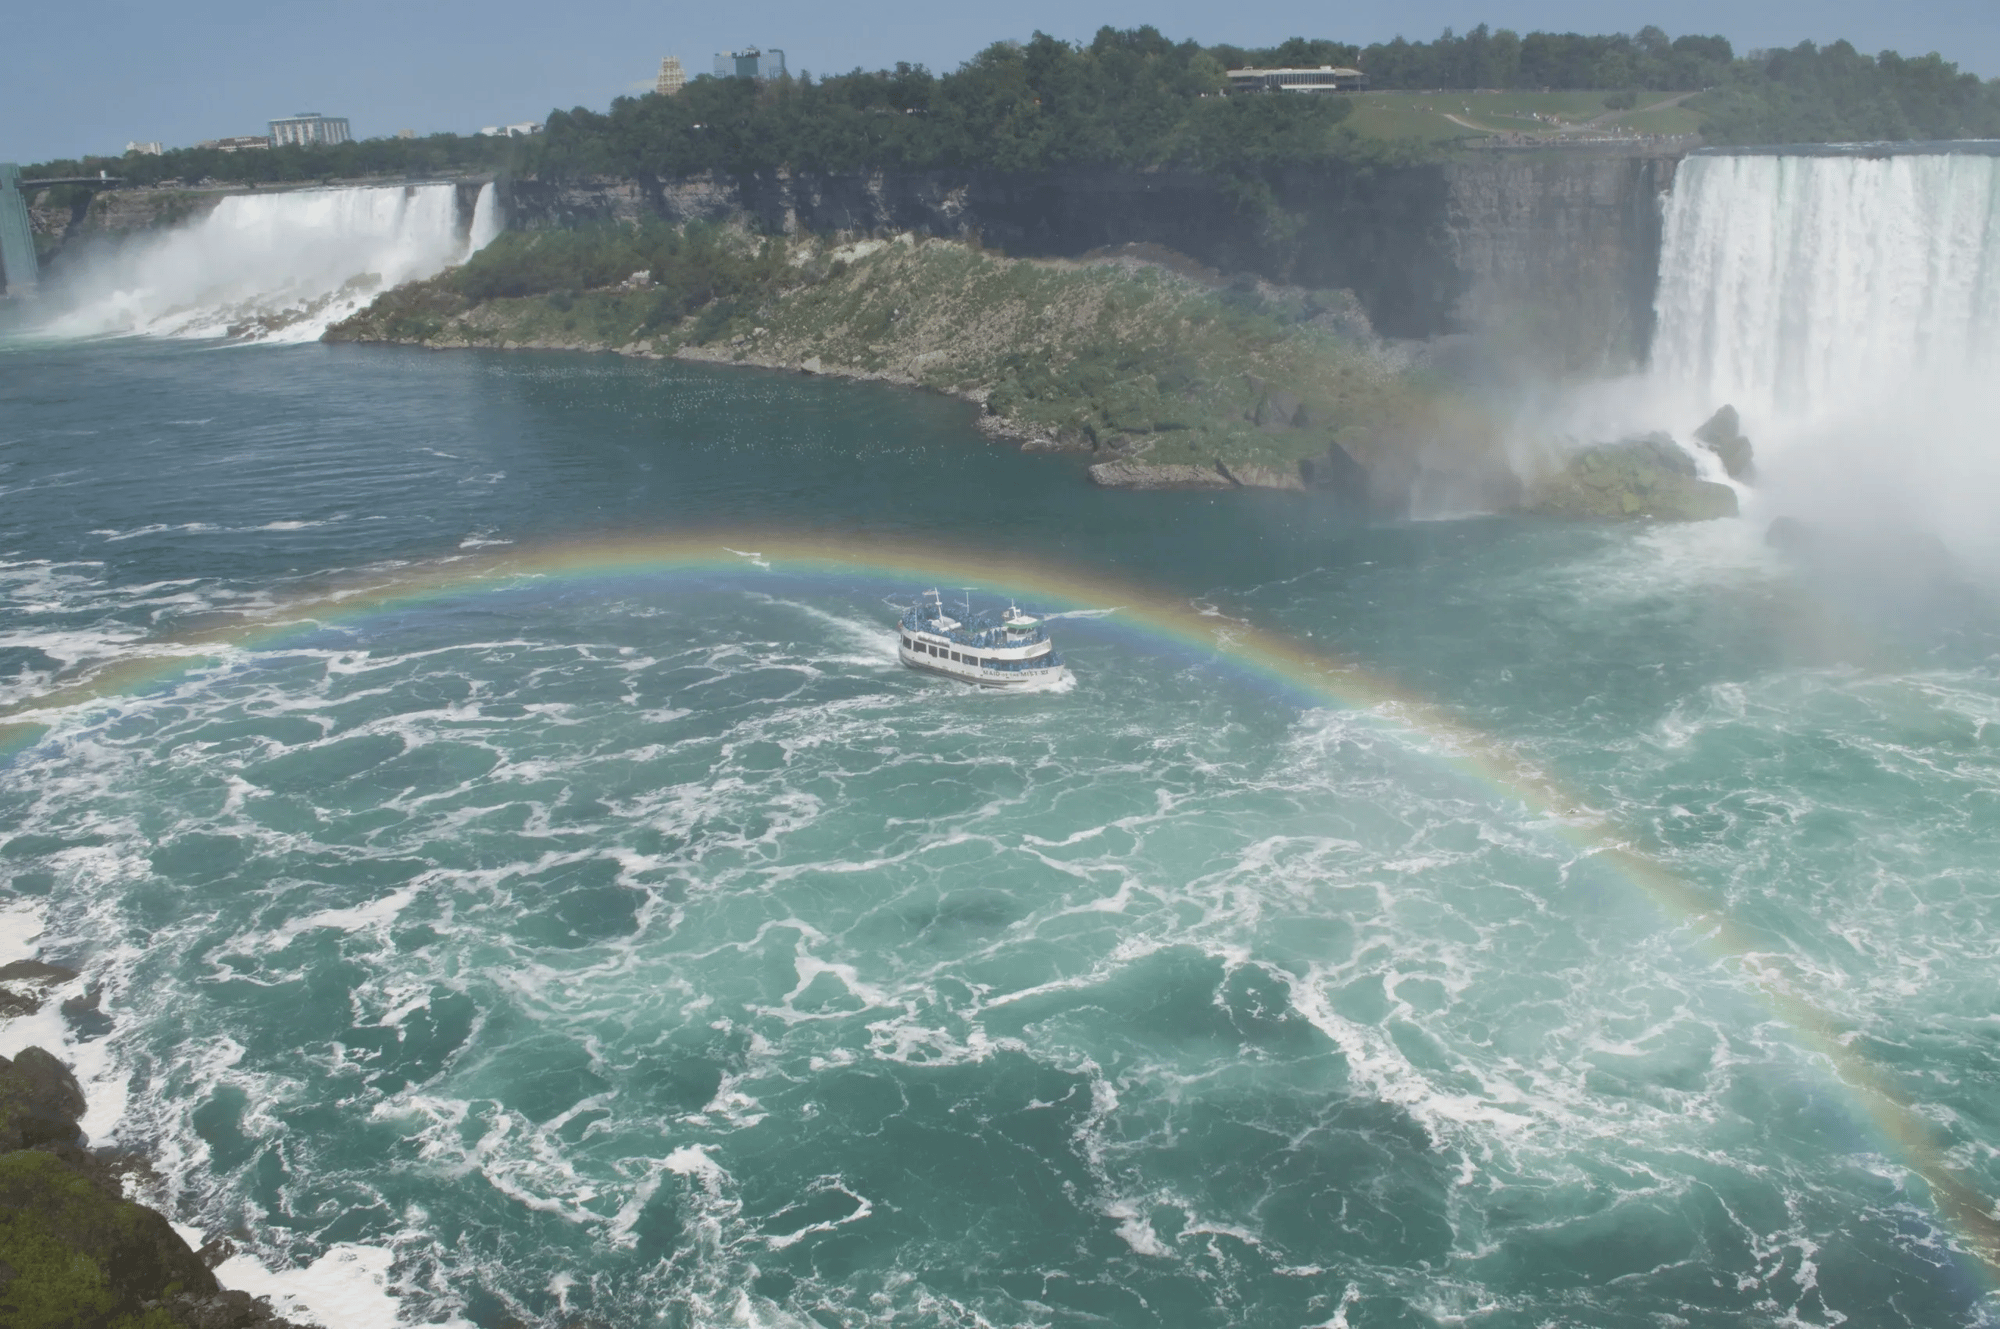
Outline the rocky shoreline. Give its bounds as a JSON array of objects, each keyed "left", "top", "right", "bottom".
[
  {"left": 0, "top": 963, "right": 311, "bottom": 1329},
  {"left": 325, "top": 232, "right": 1758, "bottom": 519}
]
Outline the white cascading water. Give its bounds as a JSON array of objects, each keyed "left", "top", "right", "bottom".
[
  {"left": 1638, "top": 148, "right": 2000, "bottom": 562},
  {"left": 1652, "top": 151, "right": 2000, "bottom": 416},
  {"left": 44, "top": 182, "right": 483, "bottom": 343},
  {"left": 465, "top": 181, "right": 503, "bottom": 259}
]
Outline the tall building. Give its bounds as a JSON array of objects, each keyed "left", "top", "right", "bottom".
[
  {"left": 269, "top": 113, "right": 353, "bottom": 148},
  {"left": 125, "top": 141, "right": 164, "bottom": 156},
  {"left": 713, "top": 47, "right": 786, "bottom": 81},
  {"left": 656, "top": 55, "right": 687, "bottom": 96}
]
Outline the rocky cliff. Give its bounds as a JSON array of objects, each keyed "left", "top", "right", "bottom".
[{"left": 501, "top": 151, "right": 1680, "bottom": 370}]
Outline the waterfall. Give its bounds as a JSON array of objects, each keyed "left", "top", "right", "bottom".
[
  {"left": 465, "top": 182, "right": 504, "bottom": 259},
  {"left": 1647, "top": 147, "right": 2000, "bottom": 562},
  {"left": 43, "top": 182, "right": 469, "bottom": 343},
  {"left": 1652, "top": 149, "right": 2000, "bottom": 417}
]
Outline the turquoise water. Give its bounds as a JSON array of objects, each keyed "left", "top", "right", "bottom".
[{"left": 3, "top": 339, "right": 1999, "bottom": 1327}]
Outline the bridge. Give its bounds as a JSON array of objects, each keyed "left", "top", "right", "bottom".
[{"left": 19, "top": 175, "right": 124, "bottom": 188}]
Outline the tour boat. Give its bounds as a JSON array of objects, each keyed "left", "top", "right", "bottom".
[{"left": 898, "top": 589, "right": 1068, "bottom": 688}]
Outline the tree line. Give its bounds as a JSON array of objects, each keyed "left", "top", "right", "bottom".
[{"left": 23, "top": 25, "right": 2000, "bottom": 183}]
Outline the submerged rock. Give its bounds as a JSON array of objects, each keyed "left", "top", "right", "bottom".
[
  {"left": 1526, "top": 433, "right": 1738, "bottom": 521},
  {"left": 1694, "top": 405, "right": 1755, "bottom": 480}
]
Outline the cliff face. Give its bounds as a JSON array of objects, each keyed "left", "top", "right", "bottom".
[
  {"left": 28, "top": 186, "right": 225, "bottom": 267},
  {"left": 504, "top": 151, "right": 1680, "bottom": 369},
  {"left": 1444, "top": 153, "right": 1679, "bottom": 372}
]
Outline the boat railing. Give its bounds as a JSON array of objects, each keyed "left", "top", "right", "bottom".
[{"left": 901, "top": 612, "right": 1049, "bottom": 649}]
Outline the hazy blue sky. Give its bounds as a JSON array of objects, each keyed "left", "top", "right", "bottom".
[{"left": 8, "top": 0, "right": 1996, "bottom": 164}]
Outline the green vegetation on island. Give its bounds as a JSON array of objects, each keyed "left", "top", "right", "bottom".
[{"left": 328, "top": 220, "right": 1498, "bottom": 502}]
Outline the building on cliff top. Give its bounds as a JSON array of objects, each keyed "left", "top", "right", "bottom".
[
  {"left": 714, "top": 47, "right": 786, "bottom": 81},
  {"left": 477, "top": 121, "right": 544, "bottom": 138},
  {"left": 125, "top": 141, "right": 163, "bottom": 156},
  {"left": 270, "top": 113, "right": 351, "bottom": 147},
  {"left": 1227, "top": 66, "right": 1366, "bottom": 93},
  {"left": 198, "top": 135, "right": 272, "bottom": 152},
  {"left": 657, "top": 55, "right": 687, "bottom": 96}
]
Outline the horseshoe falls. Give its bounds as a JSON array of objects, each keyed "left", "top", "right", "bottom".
[
  {"left": 1652, "top": 148, "right": 2000, "bottom": 413},
  {"left": 1648, "top": 147, "right": 2000, "bottom": 565}
]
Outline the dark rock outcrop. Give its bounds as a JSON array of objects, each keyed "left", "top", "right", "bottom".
[
  {"left": 1527, "top": 433, "right": 1738, "bottom": 520},
  {"left": 0, "top": 1048, "right": 85, "bottom": 1152},
  {"left": 0, "top": 1046, "right": 311, "bottom": 1328},
  {"left": 1694, "top": 404, "right": 1755, "bottom": 480},
  {"left": 0, "top": 962, "right": 78, "bottom": 1020},
  {"left": 0, "top": 1148, "right": 220, "bottom": 1321}
]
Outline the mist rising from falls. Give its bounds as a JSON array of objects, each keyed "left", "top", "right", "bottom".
[
  {"left": 42, "top": 183, "right": 475, "bottom": 343},
  {"left": 1638, "top": 148, "right": 2000, "bottom": 567}
]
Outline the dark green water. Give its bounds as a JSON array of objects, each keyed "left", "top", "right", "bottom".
[{"left": 2, "top": 338, "right": 1998, "bottom": 1328}]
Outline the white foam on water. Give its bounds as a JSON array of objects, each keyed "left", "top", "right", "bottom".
[
  {"left": 214, "top": 1241, "right": 474, "bottom": 1329},
  {"left": 0, "top": 898, "right": 45, "bottom": 965}
]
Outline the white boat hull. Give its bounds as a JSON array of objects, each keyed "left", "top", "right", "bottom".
[{"left": 898, "top": 642, "right": 1069, "bottom": 688}]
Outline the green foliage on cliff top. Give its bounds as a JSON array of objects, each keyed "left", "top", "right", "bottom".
[
  {"left": 533, "top": 28, "right": 1390, "bottom": 180},
  {"left": 25, "top": 24, "right": 2000, "bottom": 190},
  {"left": 1695, "top": 39, "right": 2000, "bottom": 143},
  {"left": 23, "top": 132, "right": 520, "bottom": 190}
]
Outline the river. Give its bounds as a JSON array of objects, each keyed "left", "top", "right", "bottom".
[{"left": 2, "top": 335, "right": 1998, "bottom": 1327}]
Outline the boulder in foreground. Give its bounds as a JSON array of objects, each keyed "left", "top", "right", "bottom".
[{"left": 1526, "top": 434, "right": 1738, "bottom": 520}]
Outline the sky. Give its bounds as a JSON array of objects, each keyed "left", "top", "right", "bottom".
[{"left": 8, "top": 0, "right": 1998, "bottom": 164}]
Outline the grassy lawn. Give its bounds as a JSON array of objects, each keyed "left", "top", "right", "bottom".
[{"left": 1343, "top": 89, "right": 1704, "bottom": 144}]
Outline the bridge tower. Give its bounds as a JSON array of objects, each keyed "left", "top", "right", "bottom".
[{"left": 0, "top": 164, "right": 38, "bottom": 295}]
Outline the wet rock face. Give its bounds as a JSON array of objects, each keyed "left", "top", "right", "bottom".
[
  {"left": 1694, "top": 404, "right": 1755, "bottom": 480},
  {"left": 1526, "top": 433, "right": 1739, "bottom": 521},
  {"left": 0, "top": 962, "right": 77, "bottom": 1021},
  {"left": 0, "top": 1048, "right": 85, "bottom": 1152}
]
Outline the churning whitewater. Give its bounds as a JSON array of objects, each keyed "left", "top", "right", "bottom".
[
  {"left": 0, "top": 146, "right": 1998, "bottom": 1329},
  {"left": 41, "top": 181, "right": 498, "bottom": 342}
]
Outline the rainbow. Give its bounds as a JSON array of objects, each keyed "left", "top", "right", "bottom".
[{"left": 2, "top": 528, "right": 1996, "bottom": 1289}]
